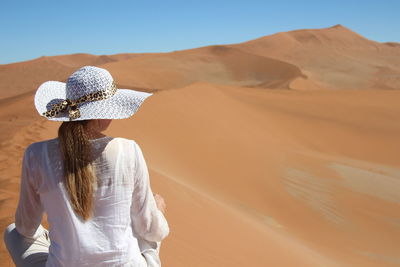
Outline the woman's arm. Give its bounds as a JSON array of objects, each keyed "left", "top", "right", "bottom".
[
  {"left": 15, "top": 144, "right": 45, "bottom": 239},
  {"left": 153, "top": 193, "right": 166, "bottom": 214},
  {"left": 130, "top": 142, "right": 170, "bottom": 243}
]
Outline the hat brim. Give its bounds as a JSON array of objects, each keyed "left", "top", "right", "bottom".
[{"left": 34, "top": 81, "right": 153, "bottom": 121}]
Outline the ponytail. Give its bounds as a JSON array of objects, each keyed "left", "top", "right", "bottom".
[{"left": 58, "top": 120, "right": 95, "bottom": 221}]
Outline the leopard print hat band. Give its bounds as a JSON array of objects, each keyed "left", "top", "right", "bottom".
[{"left": 42, "top": 82, "right": 117, "bottom": 121}]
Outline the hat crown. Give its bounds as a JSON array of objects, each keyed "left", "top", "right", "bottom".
[{"left": 66, "top": 66, "right": 113, "bottom": 99}]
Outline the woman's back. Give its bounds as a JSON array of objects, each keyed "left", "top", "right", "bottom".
[
  {"left": 4, "top": 66, "right": 167, "bottom": 267},
  {"left": 15, "top": 136, "right": 169, "bottom": 266}
]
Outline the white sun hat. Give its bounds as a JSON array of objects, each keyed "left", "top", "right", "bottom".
[{"left": 34, "top": 66, "right": 153, "bottom": 121}]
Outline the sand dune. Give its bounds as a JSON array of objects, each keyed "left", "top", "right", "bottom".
[
  {"left": 1, "top": 25, "right": 400, "bottom": 266},
  {"left": 0, "top": 53, "right": 149, "bottom": 100},
  {"left": 106, "top": 83, "right": 400, "bottom": 266},
  {"left": 101, "top": 45, "right": 304, "bottom": 90},
  {"left": 229, "top": 24, "right": 400, "bottom": 90},
  {"left": 1, "top": 24, "right": 399, "bottom": 98}
]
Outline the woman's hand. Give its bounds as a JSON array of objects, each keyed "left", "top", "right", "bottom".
[{"left": 153, "top": 193, "right": 166, "bottom": 214}]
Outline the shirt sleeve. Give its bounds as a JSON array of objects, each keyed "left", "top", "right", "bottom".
[
  {"left": 130, "top": 141, "right": 170, "bottom": 243},
  {"left": 15, "top": 145, "right": 45, "bottom": 239}
]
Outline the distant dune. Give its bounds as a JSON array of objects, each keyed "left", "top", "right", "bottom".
[
  {"left": 229, "top": 24, "right": 400, "bottom": 90},
  {"left": 1, "top": 24, "right": 399, "bottom": 100},
  {"left": 0, "top": 25, "right": 399, "bottom": 266}
]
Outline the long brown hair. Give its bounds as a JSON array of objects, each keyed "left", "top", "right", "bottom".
[{"left": 58, "top": 120, "right": 96, "bottom": 221}]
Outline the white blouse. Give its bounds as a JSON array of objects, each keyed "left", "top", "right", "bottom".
[{"left": 15, "top": 136, "right": 170, "bottom": 267}]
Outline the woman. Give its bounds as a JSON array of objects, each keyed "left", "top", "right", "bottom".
[{"left": 3, "top": 66, "right": 169, "bottom": 266}]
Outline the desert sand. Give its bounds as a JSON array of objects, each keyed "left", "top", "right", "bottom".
[{"left": 0, "top": 25, "right": 399, "bottom": 266}]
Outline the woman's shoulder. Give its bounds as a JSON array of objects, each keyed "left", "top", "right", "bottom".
[
  {"left": 21, "top": 138, "right": 58, "bottom": 167},
  {"left": 24, "top": 138, "right": 58, "bottom": 153},
  {"left": 112, "top": 138, "right": 148, "bottom": 159},
  {"left": 112, "top": 137, "right": 140, "bottom": 148}
]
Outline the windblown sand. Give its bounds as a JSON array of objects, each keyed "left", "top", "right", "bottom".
[{"left": 1, "top": 25, "right": 399, "bottom": 266}]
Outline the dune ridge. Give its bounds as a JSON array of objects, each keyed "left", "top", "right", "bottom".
[
  {"left": 229, "top": 24, "right": 400, "bottom": 90},
  {"left": 1, "top": 24, "right": 399, "bottom": 100}
]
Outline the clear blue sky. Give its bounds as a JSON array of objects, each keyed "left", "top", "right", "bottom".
[{"left": 0, "top": 0, "right": 399, "bottom": 64}]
